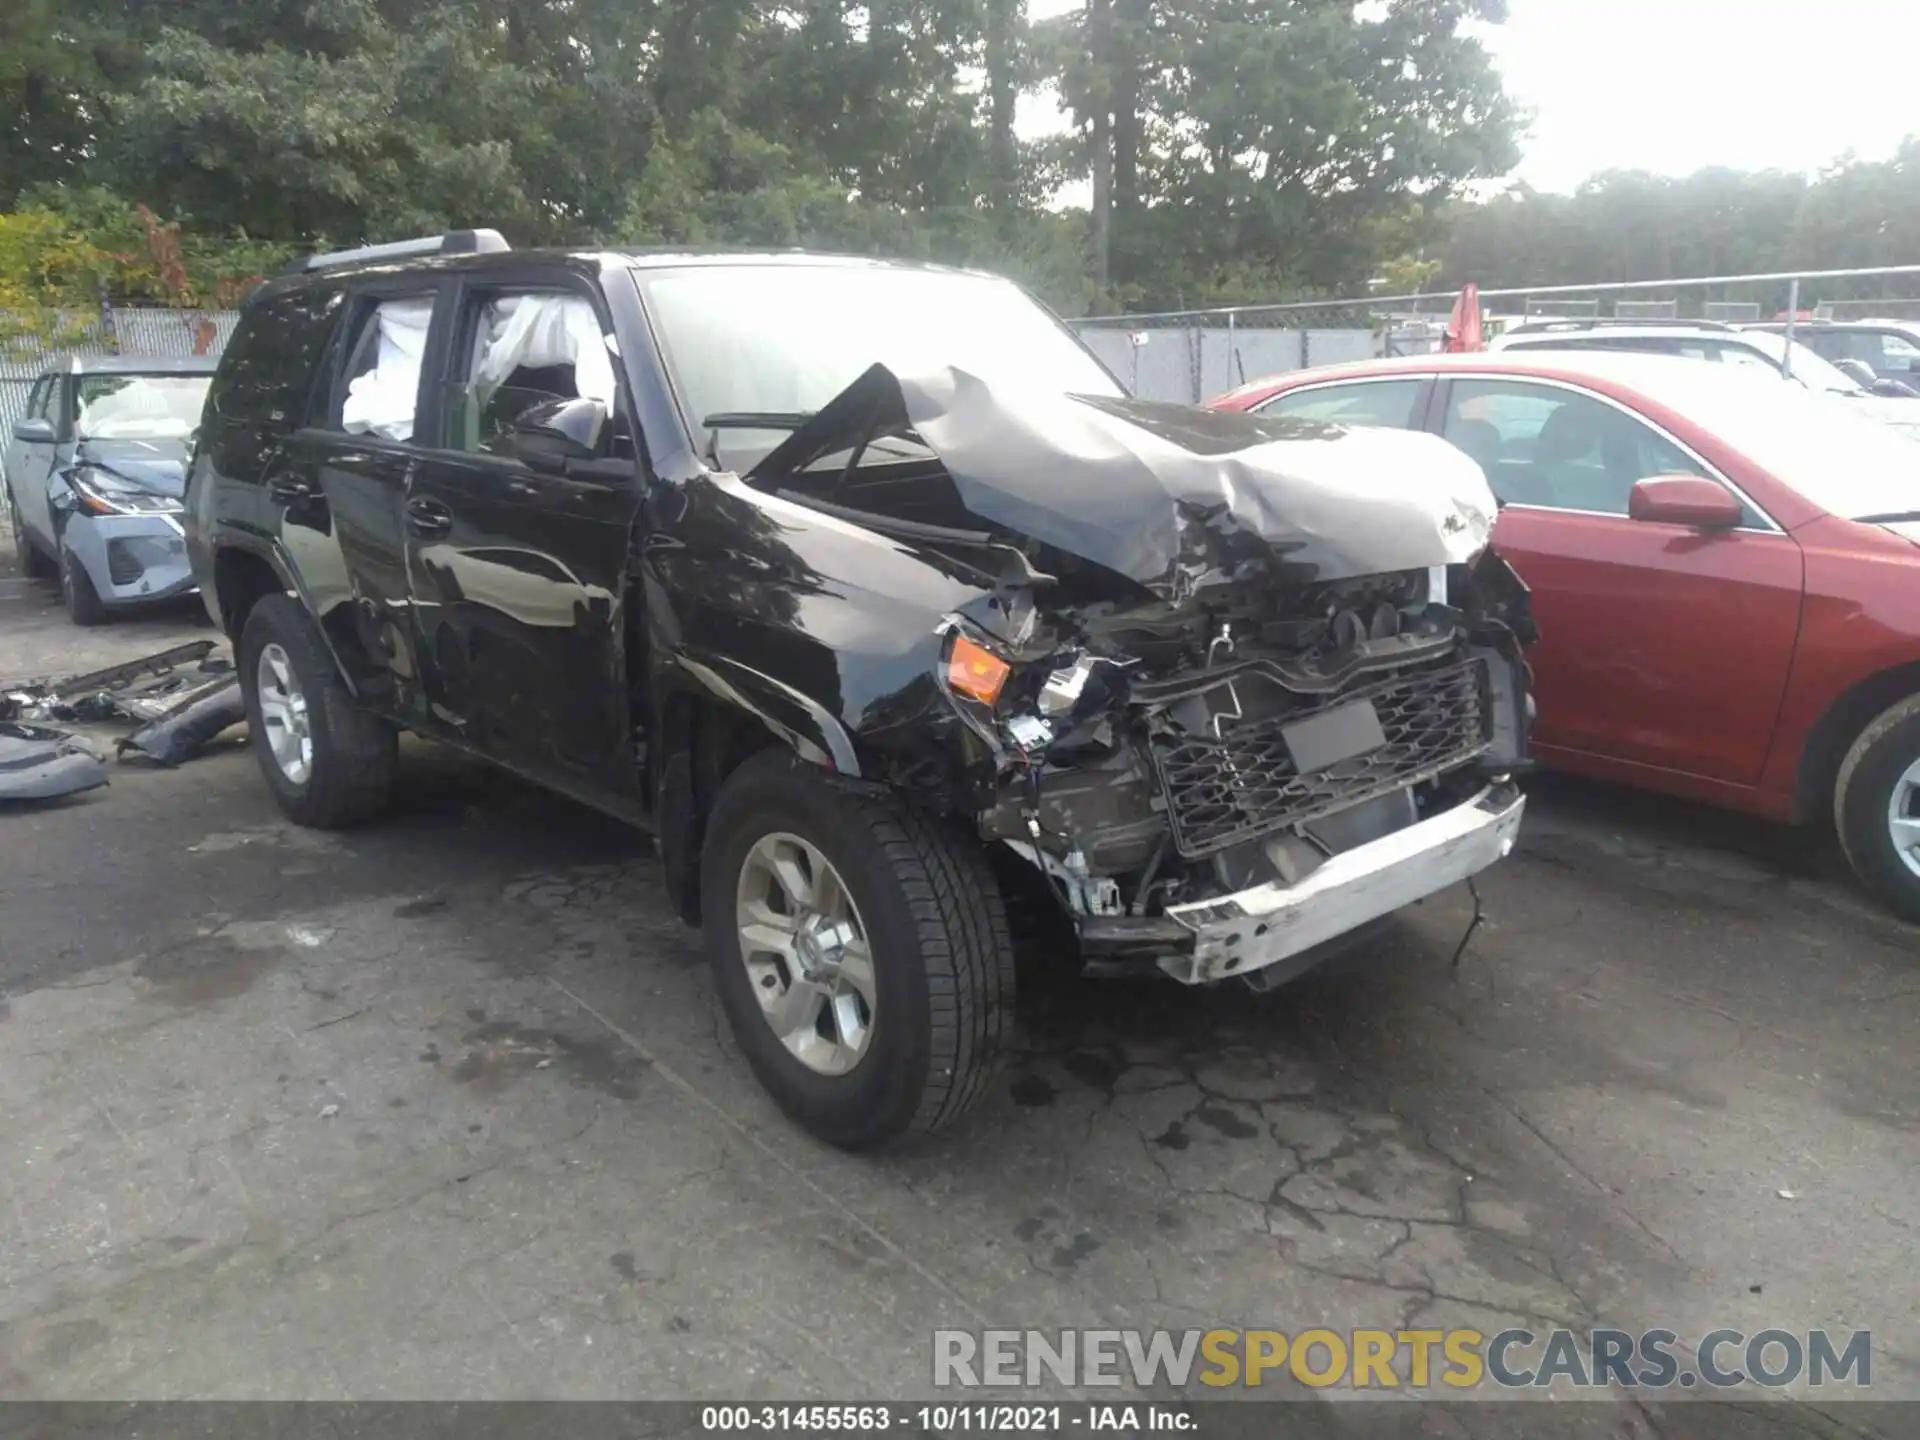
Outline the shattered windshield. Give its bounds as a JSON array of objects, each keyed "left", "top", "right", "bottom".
[
  {"left": 634, "top": 265, "right": 1121, "bottom": 471},
  {"left": 74, "top": 374, "right": 211, "bottom": 442}
]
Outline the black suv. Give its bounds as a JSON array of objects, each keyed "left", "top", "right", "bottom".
[{"left": 186, "top": 232, "right": 1536, "bottom": 1148}]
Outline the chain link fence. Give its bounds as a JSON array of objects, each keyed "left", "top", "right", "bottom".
[
  {"left": 2, "top": 307, "right": 241, "bottom": 446},
  {"left": 1068, "top": 263, "right": 1920, "bottom": 404}
]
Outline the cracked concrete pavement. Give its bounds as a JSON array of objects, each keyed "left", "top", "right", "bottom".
[{"left": 0, "top": 560, "right": 1914, "bottom": 1432}]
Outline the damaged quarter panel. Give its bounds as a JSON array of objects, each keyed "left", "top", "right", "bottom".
[{"left": 644, "top": 469, "right": 999, "bottom": 796}]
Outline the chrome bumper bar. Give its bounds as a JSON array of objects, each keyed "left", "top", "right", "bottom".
[{"left": 1155, "top": 784, "right": 1526, "bottom": 985}]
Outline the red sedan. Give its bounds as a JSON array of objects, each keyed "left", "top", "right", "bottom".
[{"left": 1210, "top": 350, "right": 1920, "bottom": 919}]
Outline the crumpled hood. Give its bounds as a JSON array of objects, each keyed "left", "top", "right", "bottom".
[
  {"left": 71, "top": 439, "right": 189, "bottom": 498},
  {"left": 747, "top": 364, "right": 1496, "bottom": 597}
]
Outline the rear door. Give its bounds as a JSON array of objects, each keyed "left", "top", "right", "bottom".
[
  {"left": 1431, "top": 376, "right": 1804, "bottom": 786},
  {"left": 402, "top": 274, "right": 642, "bottom": 793},
  {"left": 279, "top": 280, "right": 449, "bottom": 725}
]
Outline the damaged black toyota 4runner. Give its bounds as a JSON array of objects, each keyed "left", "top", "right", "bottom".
[{"left": 185, "top": 233, "right": 1536, "bottom": 1149}]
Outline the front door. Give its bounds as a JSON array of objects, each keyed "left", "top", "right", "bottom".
[
  {"left": 1432, "top": 377, "right": 1804, "bottom": 786},
  {"left": 403, "top": 281, "right": 642, "bottom": 794},
  {"left": 8, "top": 375, "right": 63, "bottom": 547}
]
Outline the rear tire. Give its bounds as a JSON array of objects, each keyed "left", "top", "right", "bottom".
[
  {"left": 238, "top": 593, "right": 397, "bottom": 828},
  {"left": 700, "top": 749, "right": 1016, "bottom": 1149},
  {"left": 1834, "top": 693, "right": 1920, "bottom": 923},
  {"left": 59, "top": 544, "right": 109, "bottom": 626}
]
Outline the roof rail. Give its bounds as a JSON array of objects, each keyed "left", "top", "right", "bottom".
[
  {"left": 1505, "top": 316, "right": 1735, "bottom": 335},
  {"left": 288, "top": 229, "right": 510, "bottom": 273}
]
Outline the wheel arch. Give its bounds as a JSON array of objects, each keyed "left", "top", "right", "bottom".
[
  {"left": 650, "top": 657, "right": 868, "bottom": 927},
  {"left": 1793, "top": 660, "right": 1920, "bottom": 826},
  {"left": 214, "top": 540, "right": 385, "bottom": 701}
]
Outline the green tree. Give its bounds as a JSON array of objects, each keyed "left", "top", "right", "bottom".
[
  {"left": 3, "top": 0, "right": 1528, "bottom": 314},
  {"left": 1041, "top": 0, "right": 1521, "bottom": 306}
]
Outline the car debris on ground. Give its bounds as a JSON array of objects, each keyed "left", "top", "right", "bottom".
[
  {"left": 0, "top": 722, "right": 110, "bottom": 801},
  {"left": 0, "top": 640, "right": 246, "bottom": 791}
]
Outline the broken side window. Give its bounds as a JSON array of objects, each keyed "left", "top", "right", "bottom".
[
  {"left": 336, "top": 296, "right": 436, "bottom": 443},
  {"left": 440, "top": 290, "right": 618, "bottom": 455}
]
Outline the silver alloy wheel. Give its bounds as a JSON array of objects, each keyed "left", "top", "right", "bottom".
[
  {"left": 1891, "top": 756, "right": 1920, "bottom": 880},
  {"left": 735, "top": 831, "right": 878, "bottom": 1077},
  {"left": 255, "top": 642, "right": 313, "bottom": 786}
]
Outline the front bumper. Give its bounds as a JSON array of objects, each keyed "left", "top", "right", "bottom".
[
  {"left": 63, "top": 513, "right": 197, "bottom": 608},
  {"left": 1078, "top": 784, "right": 1526, "bottom": 986}
]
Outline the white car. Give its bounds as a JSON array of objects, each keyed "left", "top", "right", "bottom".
[{"left": 1489, "top": 322, "right": 1920, "bottom": 441}]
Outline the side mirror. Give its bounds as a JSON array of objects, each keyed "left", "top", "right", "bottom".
[
  {"left": 12, "top": 417, "right": 55, "bottom": 444},
  {"left": 1871, "top": 376, "right": 1920, "bottom": 398},
  {"left": 1629, "top": 474, "right": 1743, "bottom": 531},
  {"left": 497, "top": 397, "right": 608, "bottom": 471}
]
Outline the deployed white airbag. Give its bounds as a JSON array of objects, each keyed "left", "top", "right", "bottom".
[
  {"left": 341, "top": 299, "right": 434, "bottom": 441},
  {"left": 472, "top": 295, "right": 616, "bottom": 409}
]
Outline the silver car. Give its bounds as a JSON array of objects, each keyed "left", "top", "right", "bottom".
[{"left": 4, "top": 356, "right": 215, "bottom": 625}]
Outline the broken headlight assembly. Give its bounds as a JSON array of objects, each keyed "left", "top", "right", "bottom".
[
  {"left": 935, "top": 621, "right": 1116, "bottom": 761},
  {"left": 66, "top": 466, "right": 183, "bottom": 516},
  {"left": 935, "top": 622, "right": 1044, "bottom": 759}
]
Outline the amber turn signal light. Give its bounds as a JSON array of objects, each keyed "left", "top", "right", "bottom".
[{"left": 946, "top": 634, "right": 1010, "bottom": 706}]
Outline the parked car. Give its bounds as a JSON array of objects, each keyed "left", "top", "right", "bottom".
[
  {"left": 186, "top": 231, "right": 1536, "bottom": 1148},
  {"left": 1211, "top": 350, "right": 1920, "bottom": 920},
  {"left": 1742, "top": 319, "right": 1920, "bottom": 392},
  {"left": 1490, "top": 320, "right": 1920, "bottom": 432},
  {"left": 4, "top": 356, "right": 216, "bottom": 624}
]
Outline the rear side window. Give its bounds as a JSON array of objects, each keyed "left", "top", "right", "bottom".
[
  {"left": 206, "top": 285, "right": 342, "bottom": 474},
  {"left": 1257, "top": 379, "right": 1424, "bottom": 428},
  {"left": 26, "top": 374, "right": 65, "bottom": 430},
  {"left": 1800, "top": 331, "right": 1849, "bottom": 361},
  {"left": 321, "top": 294, "right": 437, "bottom": 443}
]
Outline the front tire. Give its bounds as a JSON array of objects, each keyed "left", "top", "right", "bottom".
[
  {"left": 59, "top": 544, "right": 109, "bottom": 626},
  {"left": 238, "top": 593, "right": 397, "bottom": 828},
  {"left": 700, "top": 749, "right": 1016, "bottom": 1149},
  {"left": 6, "top": 488, "right": 55, "bottom": 579},
  {"left": 1834, "top": 693, "right": 1920, "bottom": 923}
]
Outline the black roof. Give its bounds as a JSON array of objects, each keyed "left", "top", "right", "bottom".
[{"left": 258, "top": 243, "right": 995, "bottom": 296}]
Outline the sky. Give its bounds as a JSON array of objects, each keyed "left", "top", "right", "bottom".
[
  {"left": 1486, "top": 0, "right": 1920, "bottom": 191},
  {"left": 1024, "top": 0, "right": 1920, "bottom": 194}
]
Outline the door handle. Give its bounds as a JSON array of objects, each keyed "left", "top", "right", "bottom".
[
  {"left": 266, "top": 475, "right": 314, "bottom": 506},
  {"left": 406, "top": 496, "right": 453, "bottom": 537}
]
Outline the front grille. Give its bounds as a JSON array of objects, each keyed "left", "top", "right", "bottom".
[
  {"left": 1150, "top": 656, "right": 1491, "bottom": 859},
  {"left": 105, "top": 540, "right": 145, "bottom": 587}
]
